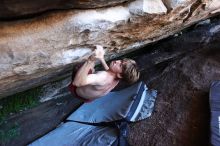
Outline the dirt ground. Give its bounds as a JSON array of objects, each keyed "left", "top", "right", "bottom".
[
  {"left": 129, "top": 52, "right": 212, "bottom": 146},
  {"left": 128, "top": 18, "right": 220, "bottom": 146},
  {"left": 1, "top": 17, "right": 220, "bottom": 146}
]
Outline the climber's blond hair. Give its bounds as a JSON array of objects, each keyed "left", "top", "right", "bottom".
[{"left": 121, "top": 58, "right": 140, "bottom": 84}]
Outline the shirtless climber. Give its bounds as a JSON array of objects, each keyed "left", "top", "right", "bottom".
[{"left": 68, "top": 45, "right": 140, "bottom": 102}]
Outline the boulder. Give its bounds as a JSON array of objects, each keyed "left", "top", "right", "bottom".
[
  {"left": 0, "top": 0, "right": 133, "bottom": 19},
  {"left": 0, "top": 0, "right": 220, "bottom": 98}
]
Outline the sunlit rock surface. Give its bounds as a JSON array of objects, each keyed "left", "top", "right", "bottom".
[
  {"left": 0, "top": 0, "right": 133, "bottom": 19},
  {"left": 0, "top": 0, "right": 220, "bottom": 98}
]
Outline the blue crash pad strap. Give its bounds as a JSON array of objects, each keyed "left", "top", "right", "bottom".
[
  {"left": 126, "top": 82, "right": 145, "bottom": 121},
  {"left": 116, "top": 82, "right": 145, "bottom": 146},
  {"left": 116, "top": 121, "right": 130, "bottom": 146},
  {"left": 65, "top": 119, "right": 121, "bottom": 127}
]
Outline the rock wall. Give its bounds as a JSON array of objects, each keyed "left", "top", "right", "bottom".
[
  {"left": 0, "top": 0, "right": 133, "bottom": 19},
  {"left": 0, "top": 0, "right": 220, "bottom": 98}
]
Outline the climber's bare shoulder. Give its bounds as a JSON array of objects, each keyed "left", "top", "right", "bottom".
[{"left": 75, "top": 71, "right": 119, "bottom": 99}]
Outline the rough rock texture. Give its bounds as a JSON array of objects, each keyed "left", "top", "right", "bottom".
[
  {"left": 128, "top": 18, "right": 220, "bottom": 146},
  {"left": 1, "top": 16, "right": 220, "bottom": 146},
  {"left": 0, "top": 0, "right": 133, "bottom": 19},
  {"left": 0, "top": 0, "right": 220, "bottom": 98}
]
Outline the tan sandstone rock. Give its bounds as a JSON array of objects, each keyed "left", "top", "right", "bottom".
[{"left": 0, "top": 0, "right": 220, "bottom": 98}]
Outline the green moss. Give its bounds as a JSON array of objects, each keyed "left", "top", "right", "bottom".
[
  {"left": 0, "top": 87, "right": 41, "bottom": 125},
  {"left": 0, "top": 123, "right": 20, "bottom": 143},
  {"left": 0, "top": 87, "right": 42, "bottom": 143}
]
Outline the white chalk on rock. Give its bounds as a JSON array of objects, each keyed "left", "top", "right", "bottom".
[{"left": 143, "top": 0, "right": 167, "bottom": 14}]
